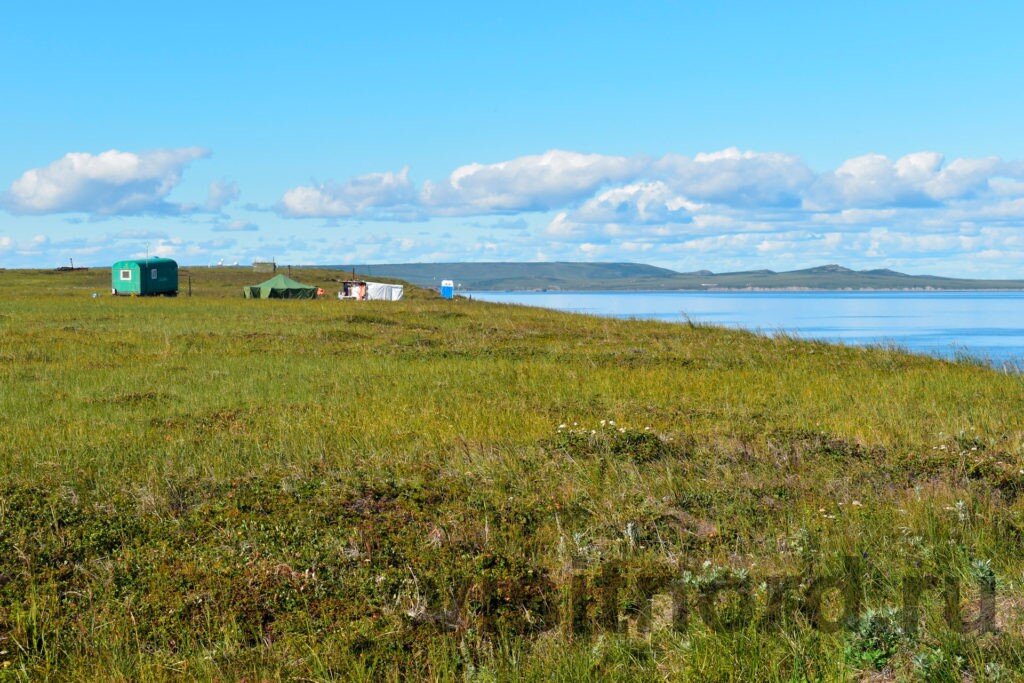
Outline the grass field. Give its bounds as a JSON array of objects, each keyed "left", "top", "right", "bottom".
[{"left": 3, "top": 267, "right": 1024, "bottom": 681}]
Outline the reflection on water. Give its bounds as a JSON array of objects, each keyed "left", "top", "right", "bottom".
[{"left": 467, "top": 290, "right": 1024, "bottom": 365}]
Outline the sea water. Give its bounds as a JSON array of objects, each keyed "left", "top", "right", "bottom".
[{"left": 467, "top": 290, "right": 1024, "bottom": 366}]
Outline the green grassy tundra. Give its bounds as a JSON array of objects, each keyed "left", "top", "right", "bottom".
[{"left": 3, "top": 267, "right": 1024, "bottom": 681}]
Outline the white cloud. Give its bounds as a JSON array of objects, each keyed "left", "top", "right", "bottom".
[
  {"left": 12, "top": 145, "right": 1024, "bottom": 275},
  {"left": 420, "top": 149, "right": 647, "bottom": 213},
  {"left": 212, "top": 219, "right": 258, "bottom": 232},
  {"left": 808, "top": 152, "right": 1013, "bottom": 209},
  {"left": 654, "top": 147, "right": 814, "bottom": 207},
  {"left": 545, "top": 182, "right": 698, "bottom": 240},
  {"left": 546, "top": 212, "right": 581, "bottom": 239},
  {"left": 811, "top": 208, "right": 900, "bottom": 226},
  {"left": 5, "top": 148, "right": 209, "bottom": 215},
  {"left": 988, "top": 177, "right": 1024, "bottom": 197},
  {"left": 570, "top": 181, "right": 699, "bottom": 225},
  {"left": 278, "top": 168, "right": 416, "bottom": 218},
  {"left": 924, "top": 156, "right": 1005, "bottom": 200},
  {"left": 204, "top": 179, "right": 240, "bottom": 211},
  {"left": 531, "top": 149, "right": 1024, "bottom": 253}
]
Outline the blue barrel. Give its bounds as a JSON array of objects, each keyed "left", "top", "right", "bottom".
[{"left": 440, "top": 279, "right": 455, "bottom": 300}]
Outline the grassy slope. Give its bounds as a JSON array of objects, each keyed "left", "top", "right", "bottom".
[
  {"left": 2, "top": 268, "right": 1024, "bottom": 680},
  {"left": 332, "top": 261, "right": 1024, "bottom": 291}
]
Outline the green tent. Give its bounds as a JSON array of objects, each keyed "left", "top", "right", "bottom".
[{"left": 244, "top": 274, "right": 319, "bottom": 299}]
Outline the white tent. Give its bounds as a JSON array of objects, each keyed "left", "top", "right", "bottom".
[{"left": 365, "top": 282, "right": 404, "bottom": 301}]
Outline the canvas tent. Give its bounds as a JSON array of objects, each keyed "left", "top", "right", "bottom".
[
  {"left": 339, "top": 281, "right": 404, "bottom": 301},
  {"left": 366, "top": 282, "right": 404, "bottom": 301},
  {"left": 244, "top": 274, "right": 319, "bottom": 299}
]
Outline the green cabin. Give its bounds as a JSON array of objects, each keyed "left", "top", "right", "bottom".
[{"left": 111, "top": 258, "right": 179, "bottom": 296}]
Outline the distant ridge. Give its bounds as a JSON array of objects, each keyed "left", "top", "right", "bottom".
[
  {"left": 796, "top": 264, "right": 853, "bottom": 274},
  {"left": 860, "top": 268, "right": 909, "bottom": 277},
  {"left": 327, "top": 262, "right": 1024, "bottom": 291}
]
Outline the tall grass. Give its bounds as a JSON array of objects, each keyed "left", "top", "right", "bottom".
[{"left": 1, "top": 267, "right": 1024, "bottom": 680}]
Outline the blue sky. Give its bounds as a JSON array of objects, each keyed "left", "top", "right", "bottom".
[{"left": 3, "top": 1, "right": 1024, "bottom": 275}]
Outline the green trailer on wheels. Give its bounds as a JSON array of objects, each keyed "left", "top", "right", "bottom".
[{"left": 111, "top": 258, "right": 179, "bottom": 296}]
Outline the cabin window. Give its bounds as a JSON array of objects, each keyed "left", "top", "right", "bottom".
[
  {"left": 119, "top": 269, "right": 132, "bottom": 281},
  {"left": 151, "top": 268, "right": 158, "bottom": 280}
]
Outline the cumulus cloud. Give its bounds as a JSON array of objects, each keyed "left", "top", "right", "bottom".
[
  {"left": 262, "top": 146, "right": 1024, "bottom": 274},
  {"left": 578, "top": 242, "right": 606, "bottom": 257},
  {"left": 547, "top": 182, "right": 698, "bottom": 240},
  {"left": 420, "top": 149, "right": 647, "bottom": 213},
  {"left": 4, "top": 148, "right": 210, "bottom": 215},
  {"left": 474, "top": 217, "right": 529, "bottom": 230},
  {"left": 545, "top": 212, "right": 582, "bottom": 239},
  {"left": 276, "top": 147, "right": 1024, "bottom": 227},
  {"left": 13, "top": 145, "right": 1024, "bottom": 273},
  {"left": 654, "top": 147, "right": 814, "bottom": 207},
  {"left": 808, "top": 152, "right": 1010, "bottom": 209},
  {"left": 204, "top": 179, "right": 240, "bottom": 211},
  {"left": 276, "top": 149, "right": 649, "bottom": 220},
  {"left": 278, "top": 168, "right": 416, "bottom": 218},
  {"left": 569, "top": 181, "right": 699, "bottom": 225},
  {"left": 212, "top": 219, "right": 258, "bottom": 232}
]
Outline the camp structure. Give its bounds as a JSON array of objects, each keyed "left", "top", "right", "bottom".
[
  {"left": 244, "top": 274, "right": 319, "bottom": 299},
  {"left": 367, "top": 282, "right": 404, "bottom": 301},
  {"left": 252, "top": 260, "right": 277, "bottom": 273},
  {"left": 339, "top": 280, "right": 404, "bottom": 301},
  {"left": 111, "top": 258, "right": 179, "bottom": 296}
]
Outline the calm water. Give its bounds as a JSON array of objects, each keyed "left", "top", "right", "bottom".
[{"left": 467, "top": 290, "right": 1024, "bottom": 366}]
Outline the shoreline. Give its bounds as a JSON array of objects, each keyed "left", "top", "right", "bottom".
[
  {"left": 466, "top": 286, "right": 1024, "bottom": 293},
  {"left": 466, "top": 289, "right": 1024, "bottom": 369}
]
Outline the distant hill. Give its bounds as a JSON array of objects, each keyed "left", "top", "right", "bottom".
[{"left": 328, "top": 262, "right": 1024, "bottom": 291}]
